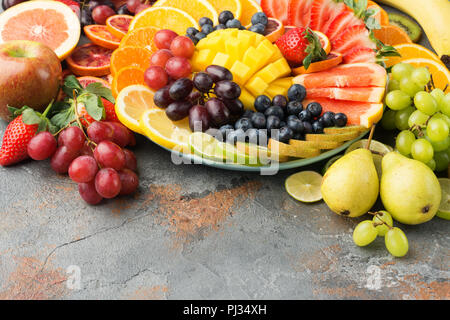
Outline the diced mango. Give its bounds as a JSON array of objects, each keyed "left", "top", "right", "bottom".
[
  {"left": 271, "top": 58, "right": 292, "bottom": 78},
  {"left": 245, "top": 76, "right": 269, "bottom": 97},
  {"left": 242, "top": 47, "right": 265, "bottom": 74},
  {"left": 253, "top": 33, "right": 265, "bottom": 46},
  {"left": 212, "top": 52, "right": 232, "bottom": 69},
  {"left": 269, "top": 46, "right": 284, "bottom": 63},
  {"left": 272, "top": 77, "right": 293, "bottom": 88},
  {"left": 237, "top": 31, "right": 255, "bottom": 50},
  {"left": 230, "top": 61, "right": 253, "bottom": 85},
  {"left": 239, "top": 89, "right": 256, "bottom": 111},
  {"left": 253, "top": 40, "right": 277, "bottom": 71},
  {"left": 225, "top": 41, "right": 241, "bottom": 61},
  {"left": 250, "top": 62, "right": 279, "bottom": 84},
  {"left": 196, "top": 38, "right": 209, "bottom": 50},
  {"left": 206, "top": 36, "right": 225, "bottom": 53},
  {"left": 192, "top": 49, "right": 216, "bottom": 71},
  {"left": 265, "top": 84, "right": 288, "bottom": 99}
]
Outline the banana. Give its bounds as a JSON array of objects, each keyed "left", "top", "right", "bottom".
[{"left": 377, "top": 0, "right": 450, "bottom": 59}]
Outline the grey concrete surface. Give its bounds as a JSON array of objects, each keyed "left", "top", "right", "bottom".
[{"left": 0, "top": 4, "right": 449, "bottom": 300}]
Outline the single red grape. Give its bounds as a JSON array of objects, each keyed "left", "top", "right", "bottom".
[
  {"left": 92, "top": 5, "right": 116, "bottom": 25},
  {"left": 126, "top": 0, "right": 141, "bottom": 13},
  {"left": 51, "top": 146, "right": 79, "bottom": 174},
  {"left": 144, "top": 66, "right": 169, "bottom": 90},
  {"left": 95, "top": 168, "right": 121, "bottom": 199},
  {"left": 78, "top": 181, "right": 103, "bottom": 205},
  {"left": 134, "top": 3, "right": 150, "bottom": 14},
  {"left": 27, "top": 131, "right": 57, "bottom": 160},
  {"left": 150, "top": 49, "right": 173, "bottom": 68},
  {"left": 80, "top": 141, "right": 94, "bottom": 157},
  {"left": 108, "top": 121, "right": 132, "bottom": 147},
  {"left": 69, "top": 155, "right": 99, "bottom": 183},
  {"left": 154, "top": 29, "right": 178, "bottom": 50},
  {"left": 118, "top": 169, "right": 139, "bottom": 195},
  {"left": 165, "top": 56, "right": 192, "bottom": 79},
  {"left": 58, "top": 126, "right": 86, "bottom": 152},
  {"left": 170, "top": 36, "right": 195, "bottom": 58},
  {"left": 94, "top": 140, "right": 126, "bottom": 170},
  {"left": 123, "top": 149, "right": 137, "bottom": 171},
  {"left": 87, "top": 121, "right": 114, "bottom": 144}
]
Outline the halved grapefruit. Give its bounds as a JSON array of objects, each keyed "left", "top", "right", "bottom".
[
  {"left": 306, "top": 86, "right": 385, "bottom": 102},
  {"left": 0, "top": 0, "right": 80, "bottom": 60},
  {"left": 294, "top": 63, "right": 387, "bottom": 88},
  {"left": 66, "top": 43, "right": 113, "bottom": 76}
]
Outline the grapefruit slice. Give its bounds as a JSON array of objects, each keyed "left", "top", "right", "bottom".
[
  {"left": 305, "top": 98, "right": 383, "bottom": 128},
  {"left": 84, "top": 25, "right": 121, "bottom": 50},
  {"left": 106, "top": 15, "right": 133, "bottom": 40},
  {"left": 306, "top": 87, "right": 385, "bottom": 103},
  {"left": 294, "top": 63, "right": 387, "bottom": 88},
  {"left": 0, "top": 0, "right": 80, "bottom": 60},
  {"left": 77, "top": 76, "right": 111, "bottom": 89},
  {"left": 66, "top": 43, "right": 113, "bottom": 76}
]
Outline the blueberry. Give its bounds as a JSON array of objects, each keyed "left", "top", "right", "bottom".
[
  {"left": 317, "top": 117, "right": 325, "bottom": 127},
  {"left": 275, "top": 127, "right": 293, "bottom": 144},
  {"left": 265, "top": 106, "right": 284, "bottom": 120},
  {"left": 251, "top": 12, "right": 268, "bottom": 26},
  {"left": 199, "top": 17, "right": 213, "bottom": 26},
  {"left": 242, "top": 109, "right": 254, "bottom": 119},
  {"left": 266, "top": 115, "right": 281, "bottom": 131},
  {"left": 306, "top": 102, "right": 322, "bottom": 118},
  {"left": 214, "top": 24, "right": 227, "bottom": 30},
  {"left": 194, "top": 32, "right": 207, "bottom": 41},
  {"left": 287, "top": 118, "right": 304, "bottom": 133},
  {"left": 287, "top": 84, "right": 307, "bottom": 102},
  {"left": 292, "top": 132, "right": 305, "bottom": 141},
  {"left": 303, "top": 121, "right": 313, "bottom": 134},
  {"left": 286, "top": 100, "right": 303, "bottom": 115},
  {"left": 226, "top": 128, "right": 245, "bottom": 144},
  {"left": 201, "top": 24, "right": 214, "bottom": 34},
  {"left": 312, "top": 121, "right": 324, "bottom": 133},
  {"left": 248, "top": 23, "right": 266, "bottom": 35},
  {"left": 254, "top": 95, "right": 271, "bottom": 113},
  {"left": 322, "top": 111, "right": 335, "bottom": 127},
  {"left": 334, "top": 113, "right": 348, "bottom": 127},
  {"left": 186, "top": 27, "right": 199, "bottom": 37},
  {"left": 272, "top": 95, "right": 288, "bottom": 109},
  {"left": 186, "top": 34, "right": 198, "bottom": 45},
  {"left": 279, "top": 121, "right": 286, "bottom": 128},
  {"left": 287, "top": 115, "right": 298, "bottom": 122},
  {"left": 226, "top": 19, "right": 241, "bottom": 29},
  {"left": 235, "top": 117, "right": 253, "bottom": 131},
  {"left": 298, "top": 110, "right": 312, "bottom": 122},
  {"left": 251, "top": 112, "right": 267, "bottom": 129},
  {"left": 218, "top": 10, "right": 234, "bottom": 25}
]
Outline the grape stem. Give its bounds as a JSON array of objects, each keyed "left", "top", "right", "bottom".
[{"left": 368, "top": 211, "right": 393, "bottom": 230}]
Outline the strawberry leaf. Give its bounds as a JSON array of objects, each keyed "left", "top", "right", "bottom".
[
  {"left": 21, "top": 108, "right": 42, "bottom": 125},
  {"left": 51, "top": 106, "right": 75, "bottom": 129},
  {"left": 303, "top": 28, "right": 328, "bottom": 70},
  {"left": 85, "top": 82, "right": 115, "bottom": 104},
  {"left": 81, "top": 93, "right": 103, "bottom": 121}
]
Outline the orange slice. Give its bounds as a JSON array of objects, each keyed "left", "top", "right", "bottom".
[
  {"left": 112, "top": 66, "right": 145, "bottom": 98},
  {"left": 208, "top": 0, "right": 242, "bottom": 20},
  {"left": 119, "top": 26, "right": 158, "bottom": 52},
  {"left": 66, "top": 43, "right": 112, "bottom": 76},
  {"left": 292, "top": 52, "right": 343, "bottom": 75},
  {"left": 316, "top": 30, "right": 331, "bottom": 55},
  {"left": 239, "top": 0, "right": 262, "bottom": 26},
  {"left": 373, "top": 25, "right": 411, "bottom": 46},
  {"left": 153, "top": 0, "right": 218, "bottom": 24},
  {"left": 400, "top": 58, "right": 450, "bottom": 93},
  {"left": 384, "top": 43, "right": 444, "bottom": 67},
  {"left": 263, "top": 18, "right": 285, "bottom": 43},
  {"left": 129, "top": 6, "right": 198, "bottom": 35},
  {"left": 77, "top": 76, "right": 111, "bottom": 89},
  {"left": 106, "top": 14, "right": 133, "bottom": 40},
  {"left": 367, "top": 0, "right": 389, "bottom": 26},
  {"left": 110, "top": 46, "right": 153, "bottom": 75},
  {"left": 0, "top": 0, "right": 80, "bottom": 60},
  {"left": 84, "top": 25, "right": 121, "bottom": 50}
]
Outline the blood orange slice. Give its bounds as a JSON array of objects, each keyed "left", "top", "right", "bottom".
[
  {"left": 66, "top": 43, "right": 113, "bottom": 76},
  {"left": 292, "top": 52, "right": 342, "bottom": 75},
  {"left": 84, "top": 25, "right": 121, "bottom": 50},
  {"left": 106, "top": 14, "right": 132, "bottom": 40},
  {"left": 77, "top": 76, "right": 111, "bottom": 89},
  {"left": 0, "top": 0, "right": 80, "bottom": 60},
  {"left": 263, "top": 18, "right": 285, "bottom": 43}
]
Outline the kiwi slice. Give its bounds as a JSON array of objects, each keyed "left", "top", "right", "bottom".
[{"left": 388, "top": 13, "right": 422, "bottom": 43}]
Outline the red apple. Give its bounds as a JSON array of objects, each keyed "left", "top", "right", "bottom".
[{"left": 0, "top": 40, "right": 62, "bottom": 121}]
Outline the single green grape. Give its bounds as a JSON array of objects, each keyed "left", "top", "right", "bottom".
[
  {"left": 411, "top": 67, "right": 431, "bottom": 87},
  {"left": 373, "top": 211, "right": 394, "bottom": 237},
  {"left": 381, "top": 109, "right": 397, "bottom": 130},
  {"left": 431, "top": 88, "right": 445, "bottom": 106},
  {"left": 391, "top": 63, "right": 414, "bottom": 81},
  {"left": 395, "top": 106, "right": 415, "bottom": 130},
  {"left": 400, "top": 77, "right": 423, "bottom": 97},
  {"left": 408, "top": 109, "right": 429, "bottom": 128},
  {"left": 447, "top": 146, "right": 450, "bottom": 159},
  {"left": 427, "top": 118, "right": 449, "bottom": 142},
  {"left": 388, "top": 78, "right": 400, "bottom": 91},
  {"left": 414, "top": 91, "right": 439, "bottom": 115},
  {"left": 396, "top": 130, "right": 416, "bottom": 155},
  {"left": 434, "top": 151, "right": 450, "bottom": 172},
  {"left": 353, "top": 220, "right": 378, "bottom": 247},
  {"left": 425, "top": 133, "right": 450, "bottom": 152},
  {"left": 440, "top": 94, "right": 450, "bottom": 117},
  {"left": 411, "top": 138, "right": 434, "bottom": 163},
  {"left": 385, "top": 227, "right": 409, "bottom": 257},
  {"left": 386, "top": 90, "right": 412, "bottom": 110},
  {"left": 426, "top": 159, "right": 437, "bottom": 171},
  {"left": 431, "top": 112, "right": 450, "bottom": 128}
]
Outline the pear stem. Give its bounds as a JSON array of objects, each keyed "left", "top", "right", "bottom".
[{"left": 365, "top": 124, "right": 376, "bottom": 150}]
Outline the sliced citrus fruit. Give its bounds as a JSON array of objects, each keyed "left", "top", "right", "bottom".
[
  {"left": 292, "top": 52, "right": 342, "bottom": 75},
  {"left": 129, "top": 6, "right": 198, "bottom": 35},
  {"left": 119, "top": 26, "right": 158, "bottom": 52},
  {"left": 66, "top": 43, "right": 113, "bottom": 76},
  {"left": 153, "top": 0, "right": 218, "bottom": 24},
  {"left": 102, "top": 74, "right": 113, "bottom": 85},
  {"left": 208, "top": 0, "right": 242, "bottom": 20},
  {"left": 189, "top": 132, "right": 223, "bottom": 161},
  {"left": 239, "top": 0, "right": 262, "bottom": 26},
  {"left": 437, "top": 178, "right": 450, "bottom": 220},
  {"left": 140, "top": 108, "right": 191, "bottom": 150},
  {"left": 373, "top": 25, "right": 412, "bottom": 46},
  {"left": 106, "top": 14, "right": 133, "bottom": 40},
  {"left": 401, "top": 58, "right": 450, "bottom": 93},
  {"left": 263, "top": 18, "right": 285, "bottom": 43},
  {"left": 84, "top": 25, "right": 121, "bottom": 50},
  {"left": 77, "top": 76, "right": 111, "bottom": 89},
  {"left": 285, "top": 171, "right": 323, "bottom": 203},
  {"left": 346, "top": 139, "right": 393, "bottom": 155},
  {"left": 112, "top": 66, "right": 145, "bottom": 98},
  {"left": 216, "top": 140, "right": 260, "bottom": 165},
  {"left": 306, "top": 86, "right": 385, "bottom": 103},
  {"left": 367, "top": 0, "right": 389, "bottom": 26},
  {"left": 315, "top": 30, "right": 331, "bottom": 55},
  {"left": 116, "top": 84, "right": 155, "bottom": 134},
  {"left": 110, "top": 46, "right": 153, "bottom": 75},
  {"left": 0, "top": 0, "right": 80, "bottom": 60},
  {"left": 384, "top": 43, "right": 444, "bottom": 67}
]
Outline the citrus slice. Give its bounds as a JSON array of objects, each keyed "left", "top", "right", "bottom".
[
  {"left": 215, "top": 140, "right": 259, "bottom": 165},
  {"left": 66, "top": 43, "right": 113, "bottom": 76},
  {"left": 384, "top": 43, "right": 444, "bottom": 67},
  {"left": 0, "top": 0, "right": 80, "bottom": 60},
  {"left": 401, "top": 58, "right": 450, "bottom": 93},
  {"left": 239, "top": 0, "right": 262, "bottom": 26},
  {"left": 367, "top": 0, "right": 389, "bottom": 26},
  {"left": 84, "top": 25, "right": 121, "bottom": 50},
  {"left": 112, "top": 66, "right": 145, "bottom": 98},
  {"left": 153, "top": 0, "right": 218, "bottom": 25},
  {"left": 208, "top": 0, "right": 242, "bottom": 20},
  {"left": 106, "top": 14, "right": 133, "bottom": 40},
  {"left": 437, "top": 178, "right": 450, "bottom": 220},
  {"left": 77, "top": 76, "right": 111, "bottom": 89},
  {"left": 315, "top": 30, "right": 331, "bottom": 55},
  {"left": 292, "top": 52, "right": 342, "bottom": 75},
  {"left": 263, "top": 18, "right": 285, "bottom": 43},
  {"left": 119, "top": 27, "right": 158, "bottom": 52},
  {"left": 373, "top": 25, "right": 412, "bottom": 46},
  {"left": 110, "top": 46, "right": 153, "bottom": 75},
  {"left": 129, "top": 6, "right": 198, "bottom": 35},
  {"left": 189, "top": 132, "right": 223, "bottom": 161},
  {"left": 140, "top": 108, "right": 191, "bottom": 150},
  {"left": 285, "top": 171, "right": 323, "bottom": 203},
  {"left": 116, "top": 84, "right": 156, "bottom": 134}
]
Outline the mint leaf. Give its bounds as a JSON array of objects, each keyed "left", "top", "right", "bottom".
[
  {"left": 82, "top": 93, "right": 103, "bottom": 121},
  {"left": 85, "top": 82, "right": 115, "bottom": 104},
  {"left": 22, "top": 108, "right": 42, "bottom": 125}
]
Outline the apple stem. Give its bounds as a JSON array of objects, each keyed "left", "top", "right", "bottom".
[{"left": 365, "top": 124, "right": 376, "bottom": 150}]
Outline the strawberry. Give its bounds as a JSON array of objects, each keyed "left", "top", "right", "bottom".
[
  {"left": 288, "top": 0, "right": 314, "bottom": 28},
  {"left": 310, "top": 0, "right": 346, "bottom": 33},
  {"left": 331, "top": 24, "right": 376, "bottom": 55},
  {"left": 77, "top": 98, "right": 119, "bottom": 127},
  {"left": 343, "top": 47, "right": 376, "bottom": 64},
  {"left": 326, "top": 9, "right": 365, "bottom": 42},
  {"left": 261, "top": 0, "right": 290, "bottom": 25},
  {"left": 276, "top": 27, "right": 327, "bottom": 68}
]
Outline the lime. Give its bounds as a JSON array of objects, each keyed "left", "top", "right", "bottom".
[
  {"left": 188, "top": 132, "right": 224, "bottom": 161},
  {"left": 437, "top": 178, "right": 450, "bottom": 220},
  {"left": 322, "top": 155, "right": 343, "bottom": 175},
  {"left": 285, "top": 171, "right": 323, "bottom": 203},
  {"left": 215, "top": 140, "right": 260, "bottom": 166}
]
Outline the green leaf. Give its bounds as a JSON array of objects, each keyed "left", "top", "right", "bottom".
[
  {"left": 82, "top": 93, "right": 103, "bottom": 121},
  {"left": 47, "top": 120, "right": 58, "bottom": 135},
  {"left": 51, "top": 108, "right": 75, "bottom": 129},
  {"left": 85, "top": 82, "right": 115, "bottom": 104},
  {"left": 365, "top": 16, "right": 380, "bottom": 30},
  {"left": 21, "top": 108, "right": 42, "bottom": 125},
  {"left": 302, "top": 28, "right": 328, "bottom": 70},
  {"left": 37, "top": 119, "right": 48, "bottom": 133},
  {"left": 63, "top": 75, "right": 83, "bottom": 98}
]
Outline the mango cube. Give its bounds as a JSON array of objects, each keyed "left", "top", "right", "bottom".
[
  {"left": 192, "top": 49, "right": 215, "bottom": 71},
  {"left": 212, "top": 52, "right": 232, "bottom": 69},
  {"left": 272, "top": 77, "right": 293, "bottom": 88},
  {"left": 253, "top": 40, "right": 277, "bottom": 71},
  {"left": 246, "top": 76, "right": 269, "bottom": 97},
  {"left": 206, "top": 36, "right": 225, "bottom": 53},
  {"left": 271, "top": 58, "right": 292, "bottom": 78},
  {"left": 242, "top": 47, "right": 265, "bottom": 74},
  {"left": 265, "top": 84, "right": 288, "bottom": 99},
  {"left": 230, "top": 61, "right": 253, "bottom": 85},
  {"left": 225, "top": 41, "right": 241, "bottom": 61},
  {"left": 237, "top": 31, "right": 255, "bottom": 49},
  {"left": 239, "top": 89, "right": 256, "bottom": 111}
]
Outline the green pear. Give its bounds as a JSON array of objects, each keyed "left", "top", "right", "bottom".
[
  {"left": 380, "top": 152, "right": 441, "bottom": 225},
  {"left": 321, "top": 149, "right": 379, "bottom": 217}
]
